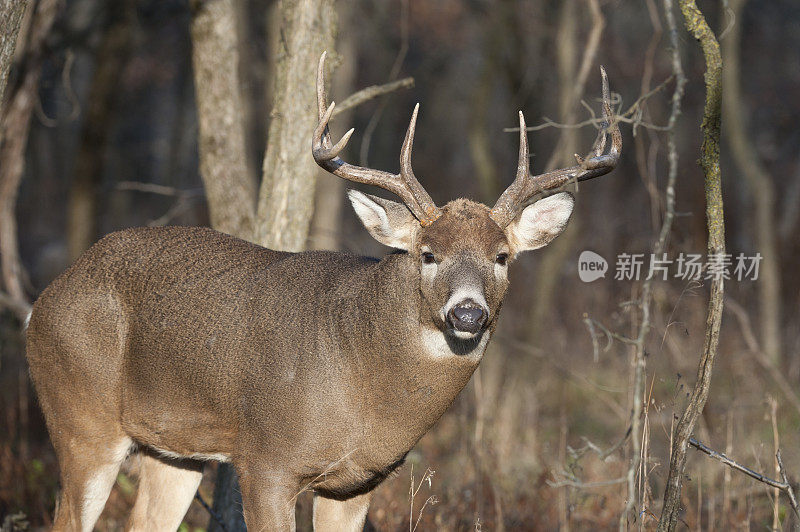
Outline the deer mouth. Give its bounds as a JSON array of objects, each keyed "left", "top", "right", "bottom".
[{"left": 445, "top": 299, "right": 488, "bottom": 337}]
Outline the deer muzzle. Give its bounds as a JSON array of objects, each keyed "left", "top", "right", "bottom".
[{"left": 446, "top": 299, "right": 487, "bottom": 335}]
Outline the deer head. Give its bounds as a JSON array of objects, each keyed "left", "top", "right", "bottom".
[{"left": 313, "top": 52, "right": 621, "bottom": 340}]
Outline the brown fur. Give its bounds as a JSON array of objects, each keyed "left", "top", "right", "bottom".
[{"left": 27, "top": 198, "right": 526, "bottom": 530}]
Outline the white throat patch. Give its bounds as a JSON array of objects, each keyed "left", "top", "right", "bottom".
[{"left": 420, "top": 326, "right": 491, "bottom": 359}]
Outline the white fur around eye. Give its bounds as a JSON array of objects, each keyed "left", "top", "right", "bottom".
[
  {"left": 494, "top": 261, "right": 507, "bottom": 279},
  {"left": 420, "top": 246, "right": 438, "bottom": 278}
]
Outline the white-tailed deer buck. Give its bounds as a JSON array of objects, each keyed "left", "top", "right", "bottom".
[{"left": 26, "top": 53, "right": 620, "bottom": 531}]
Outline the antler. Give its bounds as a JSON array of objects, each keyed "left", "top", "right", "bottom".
[
  {"left": 490, "top": 66, "right": 622, "bottom": 227},
  {"left": 312, "top": 52, "right": 442, "bottom": 226}
]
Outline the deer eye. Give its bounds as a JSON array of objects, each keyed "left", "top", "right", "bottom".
[
  {"left": 495, "top": 253, "right": 509, "bottom": 266},
  {"left": 421, "top": 251, "right": 436, "bottom": 264}
]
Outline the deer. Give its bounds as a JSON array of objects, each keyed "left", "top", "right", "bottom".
[{"left": 25, "top": 52, "right": 620, "bottom": 532}]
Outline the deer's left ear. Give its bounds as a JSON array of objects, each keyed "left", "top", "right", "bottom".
[{"left": 505, "top": 192, "right": 575, "bottom": 254}]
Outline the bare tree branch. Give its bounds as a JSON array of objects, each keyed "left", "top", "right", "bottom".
[
  {"left": 688, "top": 438, "right": 799, "bottom": 527},
  {"left": 332, "top": 77, "right": 414, "bottom": 116},
  {"left": 777, "top": 450, "right": 800, "bottom": 529}
]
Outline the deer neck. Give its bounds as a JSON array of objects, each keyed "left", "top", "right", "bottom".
[{"left": 340, "top": 252, "right": 490, "bottom": 440}]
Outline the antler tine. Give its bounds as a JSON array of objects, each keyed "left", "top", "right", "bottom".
[
  {"left": 312, "top": 52, "right": 441, "bottom": 226},
  {"left": 317, "top": 52, "right": 328, "bottom": 122},
  {"left": 516, "top": 111, "right": 531, "bottom": 181},
  {"left": 399, "top": 104, "right": 442, "bottom": 224},
  {"left": 487, "top": 112, "right": 531, "bottom": 225},
  {"left": 490, "top": 66, "right": 622, "bottom": 227}
]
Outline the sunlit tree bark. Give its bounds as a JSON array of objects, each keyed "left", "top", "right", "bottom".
[
  {"left": 190, "top": 0, "right": 256, "bottom": 241},
  {"left": 256, "top": 0, "right": 336, "bottom": 251},
  {"left": 0, "top": 0, "right": 28, "bottom": 104},
  {"left": 191, "top": 0, "right": 336, "bottom": 528}
]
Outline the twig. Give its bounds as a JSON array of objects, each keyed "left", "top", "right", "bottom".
[
  {"left": 117, "top": 181, "right": 201, "bottom": 197},
  {"left": 289, "top": 449, "right": 357, "bottom": 504},
  {"left": 194, "top": 490, "right": 228, "bottom": 532},
  {"left": 409, "top": 466, "right": 437, "bottom": 532},
  {"left": 503, "top": 76, "right": 674, "bottom": 134},
  {"left": 777, "top": 451, "right": 800, "bottom": 524},
  {"left": 770, "top": 397, "right": 781, "bottom": 530},
  {"left": 548, "top": 476, "right": 627, "bottom": 489},
  {"left": 333, "top": 77, "right": 414, "bottom": 117},
  {"left": 117, "top": 182, "right": 205, "bottom": 226},
  {"left": 689, "top": 438, "right": 799, "bottom": 520}
]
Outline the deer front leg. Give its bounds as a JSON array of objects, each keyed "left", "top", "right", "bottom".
[
  {"left": 238, "top": 465, "right": 298, "bottom": 532},
  {"left": 312, "top": 492, "right": 372, "bottom": 532}
]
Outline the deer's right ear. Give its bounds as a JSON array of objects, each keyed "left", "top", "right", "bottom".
[
  {"left": 504, "top": 192, "right": 575, "bottom": 254},
  {"left": 348, "top": 190, "right": 418, "bottom": 250}
]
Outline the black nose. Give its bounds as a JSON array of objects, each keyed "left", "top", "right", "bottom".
[{"left": 447, "top": 300, "right": 487, "bottom": 334}]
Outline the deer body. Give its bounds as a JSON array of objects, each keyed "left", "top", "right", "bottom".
[
  {"left": 27, "top": 54, "right": 620, "bottom": 531},
  {"left": 29, "top": 224, "right": 485, "bottom": 458}
]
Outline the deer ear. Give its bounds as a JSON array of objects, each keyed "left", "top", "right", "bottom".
[
  {"left": 348, "top": 190, "right": 418, "bottom": 250},
  {"left": 505, "top": 192, "right": 575, "bottom": 254}
]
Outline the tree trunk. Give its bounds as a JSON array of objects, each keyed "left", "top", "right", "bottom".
[
  {"left": 721, "top": 0, "right": 782, "bottom": 366},
  {"left": 0, "top": 0, "right": 28, "bottom": 105},
  {"left": 256, "top": 0, "right": 336, "bottom": 251},
  {"left": 308, "top": 3, "right": 354, "bottom": 252},
  {"left": 0, "top": 0, "right": 59, "bottom": 320},
  {"left": 657, "top": 2, "right": 724, "bottom": 529},
  {"left": 191, "top": 0, "right": 337, "bottom": 528},
  {"left": 67, "top": 1, "right": 135, "bottom": 262},
  {"left": 190, "top": 0, "right": 256, "bottom": 241}
]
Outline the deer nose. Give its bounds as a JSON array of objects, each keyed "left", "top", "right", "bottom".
[{"left": 447, "top": 300, "right": 487, "bottom": 334}]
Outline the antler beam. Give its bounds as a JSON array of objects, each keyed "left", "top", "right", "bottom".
[
  {"left": 490, "top": 67, "right": 622, "bottom": 227},
  {"left": 312, "top": 52, "right": 441, "bottom": 226}
]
